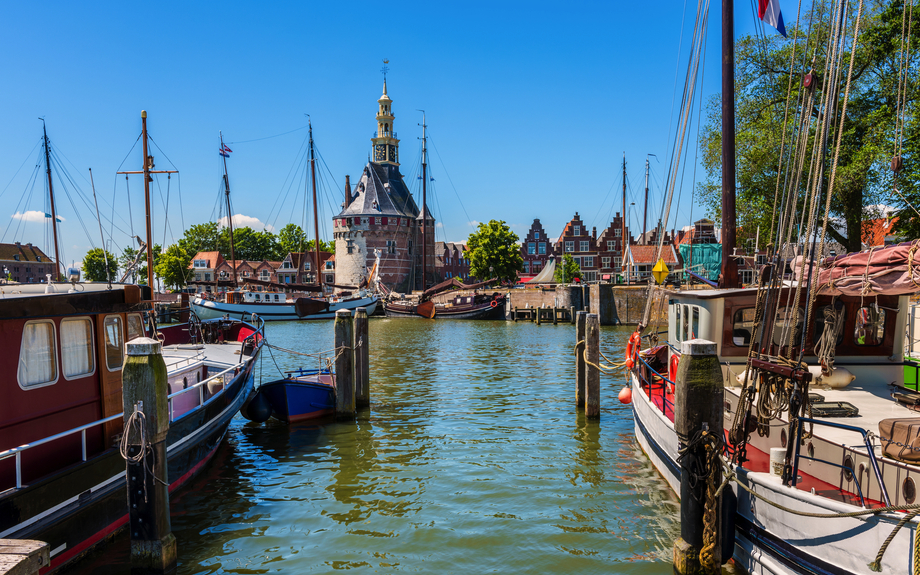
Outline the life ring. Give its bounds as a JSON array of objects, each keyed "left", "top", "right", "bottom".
[
  {"left": 490, "top": 300, "right": 498, "bottom": 308},
  {"left": 669, "top": 353, "right": 680, "bottom": 382},
  {"left": 624, "top": 331, "right": 641, "bottom": 369}
]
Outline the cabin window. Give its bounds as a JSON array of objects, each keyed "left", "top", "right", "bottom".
[
  {"left": 682, "top": 305, "right": 690, "bottom": 340},
  {"left": 855, "top": 305, "right": 886, "bottom": 346},
  {"left": 104, "top": 315, "right": 124, "bottom": 371},
  {"left": 18, "top": 320, "right": 58, "bottom": 388},
  {"left": 733, "top": 308, "right": 756, "bottom": 346},
  {"left": 813, "top": 303, "right": 846, "bottom": 348},
  {"left": 61, "top": 317, "right": 94, "bottom": 379},
  {"left": 692, "top": 307, "right": 700, "bottom": 340},
  {"left": 127, "top": 313, "right": 144, "bottom": 341},
  {"left": 772, "top": 306, "right": 805, "bottom": 347}
]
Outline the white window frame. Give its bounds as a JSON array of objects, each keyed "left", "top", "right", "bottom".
[
  {"left": 602, "top": 257, "right": 611, "bottom": 268},
  {"left": 565, "top": 241, "right": 574, "bottom": 252},
  {"left": 103, "top": 315, "right": 124, "bottom": 372},
  {"left": 58, "top": 315, "right": 96, "bottom": 381},
  {"left": 193, "top": 259, "right": 207, "bottom": 268},
  {"left": 579, "top": 241, "right": 589, "bottom": 252},
  {"left": 18, "top": 319, "right": 59, "bottom": 389},
  {"left": 574, "top": 225, "right": 581, "bottom": 236},
  {"left": 615, "top": 229, "right": 622, "bottom": 237}
]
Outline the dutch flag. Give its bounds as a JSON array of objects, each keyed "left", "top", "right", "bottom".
[
  {"left": 219, "top": 144, "right": 232, "bottom": 158},
  {"left": 759, "top": 0, "right": 787, "bottom": 37}
]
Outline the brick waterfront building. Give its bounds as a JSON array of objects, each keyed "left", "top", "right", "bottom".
[
  {"left": 333, "top": 79, "right": 435, "bottom": 293},
  {"left": 0, "top": 242, "right": 56, "bottom": 283},
  {"left": 520, "top": 219, "right": 551, "bottom": 278},
  {"left": 435, "top": 241, "right": 470, "bottom": 281}
]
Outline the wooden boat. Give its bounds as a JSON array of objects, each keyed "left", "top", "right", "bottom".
[
  {"left": 259, "top": 368, "right": 336, "bottom": 422},
  {"left": 384, "top": 292, "right": 505, "bottom": 319},
  {"left": 0, "top": 282, "right": 264, "bottom": 572}
]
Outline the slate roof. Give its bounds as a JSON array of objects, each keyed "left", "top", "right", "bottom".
[
  {"left": 337, "top": 162, "right": 419, "bottom": 218},
  {"left": 0, "top": 242, "right": 51, "bottom": 263}
]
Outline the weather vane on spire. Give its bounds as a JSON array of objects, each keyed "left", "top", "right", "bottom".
[{"left": 381, "top": 58, "right": 390, "bottom": 80}]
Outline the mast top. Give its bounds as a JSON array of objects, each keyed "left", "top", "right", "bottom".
[{"left": 141, "top": 110, "right": 147, "bottom": 119}]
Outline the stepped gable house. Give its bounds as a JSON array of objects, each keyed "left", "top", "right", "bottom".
[
  {"left": 555, "top": 213, "right": 602, "bottom": 282},
  {"left": 520, "top": 219, "right": 551, "bottom": 278},
  {"left": 595, "top": 213, "right": 631, "bottom": 281},
  {"left": 333, "top": 78, "right": 435, "bottom": 293}
]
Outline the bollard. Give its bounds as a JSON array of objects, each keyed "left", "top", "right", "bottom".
[
  {"left": 585, "top": 314, "right": 600, "bottom": 418},
  {"left": 354, "top": 308, "right": 369, "bottom": 407},
  {"left": 673, "top": 339, "right": 723, "bottom": 575},
  {"left": 334, "top": 310, "right": 355, "bottom": 419},
  {"left": 553, "top": 307, "right": 558, "bottom": 325},
  {"left": 576, "top": 311, "right": 587, "bottom": 408},
  {"left": 570, "top": 305, "right": 576, "bottom": 325},
  {"left": 513, "top": 306, "right": 518, "bottom": 322},
  {"left": 122, "top": 338, "right": 176, "bottom": 574},
  {"left": 536, "top": 307, "right": 541, "bottom": 325}
]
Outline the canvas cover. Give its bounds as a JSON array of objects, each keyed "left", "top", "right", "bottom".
[
  {"left": 792, "top": 240, "right": 920, "bottom": 296},
  {"left": 679, "top": 243, "right": 722, "bottom": 282},
  {"left": 879, "top": 417, "right": 920, "bottom": 463}
]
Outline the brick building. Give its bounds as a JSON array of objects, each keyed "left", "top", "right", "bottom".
[
  {"left": 0, "top": 242, "right": 56, "bottom": 283},
  {"left": 435, "top": 241, "right": 470, "bottom": 281},
  {"left": 333, "top": 79, "right": 435, "bottom": 293},
  {"left": 520, "top": 219, "right": 551, "bottom": 278},
  {"left": 555, "top": 213, "right": 602, "bottom": 282},
  {"left": 595, "top": 213, "right": 631, "bottom": 282}
]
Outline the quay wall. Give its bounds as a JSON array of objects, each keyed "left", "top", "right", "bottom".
[{"left": 506, "top": 285, "right": 670, "bottom": 327}]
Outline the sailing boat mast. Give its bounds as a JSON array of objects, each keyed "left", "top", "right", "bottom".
[
  {"left": 721, "top": 0, "right": 739, "bottom": 288},
  {"left": 643, "top": 156, "right": 649, "bottom": 243},
  {"left": 420, "top": 111, "right": 428, "bottom": 291},
  {"left": 622, "top": 153, "right": 628, "bottom": 284},
  {"left": 41, "top": 120, "right": 62, "bottom": 281},
  {"left": 220, "top": 131, "right": 238, "bottom": 289},
  {"left": 309, "top": 120, "right": 322, "bottom": 292},
  {"left": 117, "top": 111, "right": 177, "bottom": 293}
]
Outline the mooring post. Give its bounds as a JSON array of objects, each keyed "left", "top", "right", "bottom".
[
  {"left": 354, "top": 308, "right": 369, "bottom": 407},
  {"left": 576, "top": 311, "right": 587, "bottom": 408},
  {"left": 536, "top": 306, "right": 542, "bottom": 325},
  {"left": 570, "top": 305, "right": 576, "bottom": 324},
  {"left": 122, "top": 338, "right": 176, "bottom": 574},
  {"left": 585, "top": 313, "right": 600, "bottom": 418},
  {"left": 673, "top": 338, "right": 723, "bottom": 575},
  {"left": 334, "top": 309, "right": 355, "bottom": 419},
  {"left": 553, "top": 307, "right": 558, "bottom": 325},
  {"left": 513, "top": 306, "right": 518, "bottom": 322}
]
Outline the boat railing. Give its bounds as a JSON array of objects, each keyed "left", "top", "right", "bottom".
[
  {"left": 636, "top": 351, "right": 675, "bottom": 418},
  {"left": 167, "top": 363, "right": 239, "bottom": 421},
  {"left": 0, "top": 413, "right": 123, "bottom": 490},
  {"left": 163, "top": 349, "right": 206, "bottom": 370},
  {"left": 792, "top": 417, "right": 891, "bottom": 507}
]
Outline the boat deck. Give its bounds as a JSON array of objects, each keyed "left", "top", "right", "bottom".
[{"left": 162, "top": 341, "right": 249, "bottom": 371}]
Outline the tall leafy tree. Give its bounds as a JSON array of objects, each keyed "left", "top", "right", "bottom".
[
  {"left": 278, "top": 223, "right": 308, "bottom": 254},
  {"left": 177, "top": 222, "right": 221, "bottom": 256},
  {"left": 553, "top": 253, "right": 583, "bottom": 284},
  {"left": 83, "top": 248, "right": 118, "bottom": 282},
  {"left": 155, "top": 244, "right": 193, "bottom": 290},
  {"left": 466, "top": 220, "right": 523, "bottom": 283}
]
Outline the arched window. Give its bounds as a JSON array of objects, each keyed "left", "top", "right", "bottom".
[{"left": 384, "top": 123, "right": 389, "bottom": 133}]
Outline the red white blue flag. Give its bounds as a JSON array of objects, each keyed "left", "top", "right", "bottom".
[
  {"left": 759, "top": 0, "right": 787, "bottom": 37},
  {"left": 219, "top": 144, "right": 232, "bottom": 158}
]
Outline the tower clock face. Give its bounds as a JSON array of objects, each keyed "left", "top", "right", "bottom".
[{"left": 375, "top": 144, "right": 385, "bottom": 161}]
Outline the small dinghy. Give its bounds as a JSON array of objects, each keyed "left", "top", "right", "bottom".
[{"left": 259, "top": 367, "right": 336, "bottom": 422}]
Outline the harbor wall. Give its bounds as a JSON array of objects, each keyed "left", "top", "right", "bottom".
[{"left": 505, "top": 285, "right": 670, "bottom": 327}]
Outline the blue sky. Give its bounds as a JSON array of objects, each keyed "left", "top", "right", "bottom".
[{"left": 0, "top": 1, "right": 775, "bottom": 267}]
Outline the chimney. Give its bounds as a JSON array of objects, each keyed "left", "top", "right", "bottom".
[
  {"left": 592, "top": 227, "right": 596, "bottom": 240},
  {"left": 344, "top": 175, "right": 352, "bottom": 209}
]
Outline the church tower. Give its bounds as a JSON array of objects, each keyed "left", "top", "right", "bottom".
[{"left": 371, "top": 74, "right": 399, "bottom": 165}]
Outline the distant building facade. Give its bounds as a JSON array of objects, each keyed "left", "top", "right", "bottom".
[
  {"left": 0, "top": 242, "right": 56, "bottom": 283},
  {"left": 435, "top": 241, "right": 470, "bottom": 281},
  {"left": 520, "top": 219, "right": 551, "bottom": 277}
]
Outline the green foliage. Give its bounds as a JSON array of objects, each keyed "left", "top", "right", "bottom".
[
  {"left": 177, "top": 222, "right": 220, "bottom": 256},
  {"left": 155, "top": 244, "right": 193, "bottom": 290},
  {"left": 278, "top": 223, "right": 308, "bottom": 254},
  {"left": 466, "top": 220, "right": 523, "bottom": 283},
  {"left": 553, "top": 253, "right": 583, "bottom": 283},
  {"left": 219, "top": 227, "right": 282, "bottom": 261},
  {"left": 698, "top": 1, "right": 920, "bottom": 252},
  {"left": 119, "top": 243, "right": 161, "bottom": 284},
  {"left": 83, "top": 248, "right": 118, "bottom": 282}
]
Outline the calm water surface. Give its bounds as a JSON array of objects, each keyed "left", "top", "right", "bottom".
[{"left": 76, "top": 319, "right": 679, "bottom": 574}]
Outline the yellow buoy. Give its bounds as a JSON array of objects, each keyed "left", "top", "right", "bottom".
[{"left": 652, "top": 258, "right": 669, "bottom": 285}]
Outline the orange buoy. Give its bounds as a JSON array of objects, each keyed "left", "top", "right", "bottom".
[{"left": 618, "top": 386, "right": 632, "bottom": 404}]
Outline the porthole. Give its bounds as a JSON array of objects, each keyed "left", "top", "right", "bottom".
[
  {"left": 904, "top": 477, "right": 917, "bottom": 504},
  {"left": 780, "top": 428, "right": 787, "bottom": 448},
  {"left": 843, "top": 455, "right": 854, "bottom": 482}
]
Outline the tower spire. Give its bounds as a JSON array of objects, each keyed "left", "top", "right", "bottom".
[{"left": 371, "top": 61, "right": 399, "bottom": 165}]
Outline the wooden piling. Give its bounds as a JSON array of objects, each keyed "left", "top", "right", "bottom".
[
  {"left": 334, "top": 310, "right": 355, "bottom": 419},
  {"left": 570, "top": 305, "right": 576, "bottom": 324},
  {"left": 585, "top": 314, "right": 600, "bottom": 418},
  {"left": 576, "top": 311, "right": 587, "bottom": 408},
  {"left": 122, "top": 338, "right": 176, "bottom": 574},
  {"left": 0, "top": 540, "right": 49, "bottom": 575},
  {"left": 552, "top": 307, "right": 558, "bottom": 325},
  {"left": 354, "top": 308, "right": 369, "bottom": 407},
  {"left": 673, "top": 338, "right": 723, "bottom": 575},
  {"left": 513, "top": 307, "right": 518, "bottom": 322},
  {"left": 536, "top": 306, "right": 542, "bottom": 325}
]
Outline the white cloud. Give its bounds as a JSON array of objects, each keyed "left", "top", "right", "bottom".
[
  {"left": 435, "top": 222, "right": 444, "bottom": 228},
  {"left": 467, "top": 220, "right": 480, "bottom": 227},
  {"left": 12, "top": 210, "right": 65, "bottom": 223},
  {"left": 217, "top": 214, "right": 274, "bottom": 232}
]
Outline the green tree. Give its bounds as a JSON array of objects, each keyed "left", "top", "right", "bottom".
[
  {"left": 177, "top": 222, "right": 221, "bottom": 256},
  {"left": 155, "top": 244, "right": 193, "bottom": 290},
  {"left": 697, "top": 1, "right": 919, "bottom": 252},
  {"left": 466, "top": 220, "right": 523, "bottom": 283},
  {"left": 219, "top": 227, "right": 282, "bottom": 261},
  {"left": 83, "top": 248, "right": 118, "bottom": 282},
  {"left": 278, "top": 223, "right": 308, "bottom": 254},
  {"left": 553, "top": 253, "right": 583, "bottom": 284}
]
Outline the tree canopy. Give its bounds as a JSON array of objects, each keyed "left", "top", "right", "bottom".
[
  {"left": 698, "top": 0, "right": 919, "bottom": 252},
  {"left": 176, "top": 221, "right": 331, "bottom": 263},
  {"left": 553, "top": 253, "right": 583, "bottom": 284},
  {"left": 466, "top": 220, "right": 524, "bottom": 283},
  {"left": 83, "top": 248, "right": 118, "bottom": 282},
  {"left": 155, "top": 244, "right": 193, "bottom": 290}
]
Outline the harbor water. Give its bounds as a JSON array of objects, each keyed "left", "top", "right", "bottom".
[{"left": 74, "top": 319, "right": 679, "bottom": 574}]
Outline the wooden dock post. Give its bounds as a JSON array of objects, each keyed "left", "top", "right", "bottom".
[
  {"left": 576, "top": 311, "right": 587, "bottom": 408},
  {"left": 0, "top": 540, "right": 49, "bottom": 575},
  {"left": 122, "top": 338, "right": 176, "bottom": 574},
  {"left": 334, "top": 309, "right": 355, "bottom": 419},
  {"left": 354, "top": 308, "right": 369, "bottom": 408},
  {"left": 570, "top": 305, "right": 576, "bottom": 324},
  {"left": 536, "top": 306, "right": 542, "bottom": 325},
  {"left": 552, "top": 307, "right": 558, "bottom": 325},
  {"left": 585, "top": 314, "right": 600, "bottom": 418},
  {"left": 673, "top": 339, "right": 723, "bottom": 575},
  {"left": 513, "top": 307, "right": 518, "bottom": 322}
]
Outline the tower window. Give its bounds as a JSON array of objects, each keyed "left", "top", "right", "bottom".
[
  {"left": 346, "top": 240, "right": 354, "bottom": 254},
  {"left": 387, "top": 240, "right": 396, "bottom": 254}
]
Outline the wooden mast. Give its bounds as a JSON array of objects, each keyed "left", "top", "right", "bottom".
[
  {"left": 41, "top": 120, "right": 62, "bottom": 281},
  {"left": 420, "top": 111, "right": 428, "bottom": 291},
  {"left": 117, "top": 111, "right": 177, "bottom": 294},
  {"left": 622, "top": 153, "right": 628, "bottom": 284},
  {"left": 220, "top": 131, "right": 238, "bottom": 289},
  {"left": 309, "top": 120, "right": 322, "bottom": 292},
  {"left": 643, "top": 156, "right": 649, "bottom": 243},
  {"left": 720, "top": 0, "right": 739, "bottom": 288}
]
